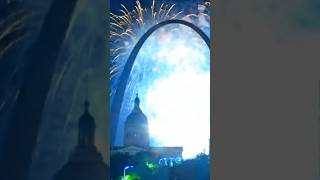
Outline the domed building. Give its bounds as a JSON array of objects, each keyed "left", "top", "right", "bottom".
[
  {"left": 52, "top": 101, "right": 109, "bottom": 180},
  {"left": 124, "top": 94, "right": 150, "bottom": 148},
  {"left": 111, "top": 94, "right": 183, "bottom": 162}
]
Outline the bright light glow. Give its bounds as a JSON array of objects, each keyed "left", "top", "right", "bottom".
[
  {"left": 146, "top": 161, "right": 158, "bottom": 171},
  {"left": 126, "top": 24, "right": 210, "bottom": 159},
  {"left": 145, "top": 71, "right": 210, "bottom": 159}
]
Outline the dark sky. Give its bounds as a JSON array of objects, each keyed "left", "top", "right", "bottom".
[
  {"left": 110, "top": 0, "right": 150, "bottom": 13},
  {"left": 110, "top": 0, "right": 204, "bottom": 14}
]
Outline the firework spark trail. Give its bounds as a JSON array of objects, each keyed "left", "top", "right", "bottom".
[
  {"left": 0, "top": 6, "right": 30, "bottom": 59},
  {"left": 109, "top": 0, "right": 211, "bottom": 79}
]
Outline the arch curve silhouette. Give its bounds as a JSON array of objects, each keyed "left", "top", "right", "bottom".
[{"left": 110, "top": 19, "right": 210, "bottom": 146}]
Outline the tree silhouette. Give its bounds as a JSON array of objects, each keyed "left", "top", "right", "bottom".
[
  {"left": 173, "top": 153, "right": 210, "bottom": 180},
  {"left": 110, "top": 152, "right": 133, "bottom": 179},
  {"left": 110, "top": 152, "right": 210, "bottom": 180}
]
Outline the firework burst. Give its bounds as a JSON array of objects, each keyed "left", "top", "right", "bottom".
[
  {"left": 109, "top": 0, "right": 211, "bottom": 79},
  {"left": 0, "top": 2, "right": 30, "bottom": 60}
]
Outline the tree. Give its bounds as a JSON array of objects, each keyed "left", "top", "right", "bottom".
[
  {"left": 110, "top": 152, "right": 133, "bottom": 179},
  {"left": 173, "top": 153, "right": 210, "bottom": 180},
  {"left": 110, "top": 151, "right": 211, "bottom": 180}
]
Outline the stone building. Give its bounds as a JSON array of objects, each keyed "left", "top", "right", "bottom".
[
  {"left": 111, "top": 94, "right": 183, "bottom": 161},
  {"left": 52, "top": 101, "right": 109, "bottom": 180}
]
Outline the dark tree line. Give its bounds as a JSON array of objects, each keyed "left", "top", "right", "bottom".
[{"left": 111, "top": 152, "right": 210, "bottom": 180}]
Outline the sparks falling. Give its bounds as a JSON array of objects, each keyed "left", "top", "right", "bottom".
[
  {"left": 110, "top": 0, "right": 211, "bottom": 80},
  {"left": 110, "top": 0, "right": 212, "bottom": 159}
]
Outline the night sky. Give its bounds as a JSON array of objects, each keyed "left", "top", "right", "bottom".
[
  {"left": 110, "top": 0, "right": 205, "bottom": 14},
  {"left": 110, "top": 0, "right": 150, "bottom": 13}
]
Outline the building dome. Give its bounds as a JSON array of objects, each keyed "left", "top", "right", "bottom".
[
  {"left": 52, "top": 101, "right": 109, "bottom": 180},
  {"left": 52, "top": 147, "right": 109, "bottom": 180},
  {"left": 124, "top": 94, "right": 150, "bottom": 148},
  {"left": 126, "top": 110, "right": 148, "bottom": 125}
]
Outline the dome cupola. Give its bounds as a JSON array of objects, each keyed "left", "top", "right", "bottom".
[{"left": 124, "top": 94, "right": 150, "bottom": 148}]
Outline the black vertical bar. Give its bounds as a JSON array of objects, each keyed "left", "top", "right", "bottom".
[{"left": 318, "top": 80, "right": 320, "bottom": 178}]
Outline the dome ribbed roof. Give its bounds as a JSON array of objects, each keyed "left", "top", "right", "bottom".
[{"left": 126, "top": 94, "right": 148, "bottom": 125}]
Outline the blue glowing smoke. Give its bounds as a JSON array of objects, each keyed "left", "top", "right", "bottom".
[{"left": 111, "top": 2, "right": 211, "bottom": 159}]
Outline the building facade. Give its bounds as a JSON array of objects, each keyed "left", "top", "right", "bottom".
[{"left": 111, "top": 94, "right": 183, "bottom": 162}]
